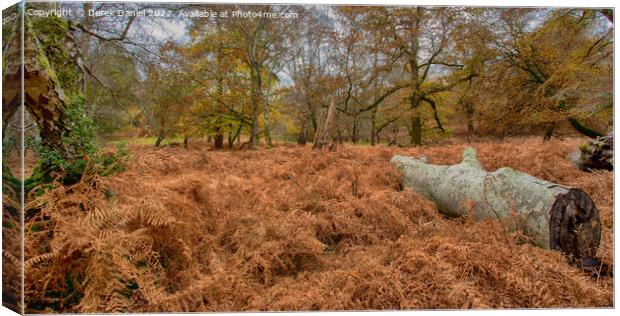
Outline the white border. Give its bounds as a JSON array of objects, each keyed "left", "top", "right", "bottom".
[{"left": 1, "top": 1, "right": 617, "bottom": 316}]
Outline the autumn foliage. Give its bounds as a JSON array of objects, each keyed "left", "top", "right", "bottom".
[
  {"left": 1, "top": 4, "right": 614, "bottom": 314},
  {"left": 10, "top": 137, "right": 611, "bottom": 312}
]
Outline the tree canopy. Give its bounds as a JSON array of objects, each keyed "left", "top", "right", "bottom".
[{"left": 10, "top": 4, "right": 615, "bottom": 152}]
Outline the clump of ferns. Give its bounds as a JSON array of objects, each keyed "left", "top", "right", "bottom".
[
  {"left": 2, "top": 189, "right": 21, "bottom": 261},
  {"left": 24, "top": 176, "right": 184, "bottom": 312},
  {"left": 24, "top": 142, "right": 129, "bottom": 213}
]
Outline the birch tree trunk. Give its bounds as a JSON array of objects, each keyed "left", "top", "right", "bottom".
[{"left": 391, "top": 147, "right": 601, "bottom": 259}]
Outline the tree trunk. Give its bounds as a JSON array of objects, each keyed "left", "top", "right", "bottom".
[
  {"left": 154, "top": 135, "right": 164, "bottom": 147},
  {"left": 462, "top": 99, "right": 475, "bottom": 143},
  {"left": 183, "top": 136, "right": 189, "bottom": 148},
  {"left": 410, "top": 113, "right": 422, "bottom": 146},
  {"left": 543, "top": 123, "right": 556, "bottom": 140},
  {"left": 313, "top": 98, "right": 337, "bottom": 150},
  {"left": 13, "top": 20, "right": 70, "bottom": 152},
  {"left": 79, "top": 2, "right": 93, "bottom": 92},
  {"left": 334, "top": 110, "right": 344, "bottom": 144},
  {"left": 263, "top": 92, "right": 273, "bottom": 148},
  {"left": 351, "top": 116, "right": 359, "bottom": 144},
  {"left": 371, "top": 128, "right": 378, "bottom": 146},
  {"left": 310, "top": 105, "right": 318, "bottom": 140},
  {"left": 391, "top": 147, "right": 601, "bottom": 259},
  {"left": 6, "top": 11, "right": 99, "bottom": 185},
  {"left": 467, "top": 119, "right": 474, "bottom": 138},
  {"left": 370, "top": 108, "right": 378, "bottom": 146},
  {"left": 229, "top": 121, "right": 243, "bottom": 148},
  {"left": 297, "top": 119, "right": 308, "bottom": 145},
  {"left": 408, "top": 18, "right": 422, "bottom": 147},
  {"left": 249, "top": 102, "right": 260, "bottom": 147},
  {"left": 388, "top": 125, "right": 399, "bottom": 146},
  {"left": 214, "top": 132, "right": 224, "bottom": 149},
  {"left": 248, "top": 70, "right": 262, "bottom": 148}
]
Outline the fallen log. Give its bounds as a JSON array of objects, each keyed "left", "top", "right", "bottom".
[
  {"left": 568, "top": 133, "right": 613, "bottom": 171},
  {"left": 391, "top": 147, "right": 601, "bottom": 259}
]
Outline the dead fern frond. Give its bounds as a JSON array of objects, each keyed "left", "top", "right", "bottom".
[
  {"left": 23, "top": 140, "right": 613, "bottom": 313},
  {"left": 2, "top": 249, "right": 21, "bottom": 265},
  {"left": 24, "top": 252, "right": 59, "bottom": 269},
  {"left": 134, "top": 208, "right": 178, "bottom": 227},
  {"left": 83, "top": 207, "right": 131, "bottom": 232}
]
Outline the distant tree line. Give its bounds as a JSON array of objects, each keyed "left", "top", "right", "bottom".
[{"left": 7, "top": 4, "right": 615, "bottom": 154}]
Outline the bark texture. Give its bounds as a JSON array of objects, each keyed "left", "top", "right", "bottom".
[
  {"left": 3, "top": 13, "right": 89, "bottom": 158},
  {"left": 21, "top": 26, "right": 69, "bottom": 152},
  {"left": 313, "top": 98, "right": 337, "bottom": 150},
  {"left": 391, "top": 147, "right": 601, "bottom": 258}
]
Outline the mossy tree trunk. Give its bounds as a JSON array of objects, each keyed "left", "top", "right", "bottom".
[
  {"left": 22, "top": 26, "right": 69, "bottom": 152},
  {"left": 391, "top": 147, "right": 601, "bottom": 259},
  {"left": 3, "top": 10, "right": 98, "bottom": 184}
]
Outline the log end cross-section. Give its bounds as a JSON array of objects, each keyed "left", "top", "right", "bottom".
[
  {"left": 391, "top": 146, "right": 601, "bottom": 259},
  {"left": 549, "top": 189, "right": 601, "bottom": 259}
]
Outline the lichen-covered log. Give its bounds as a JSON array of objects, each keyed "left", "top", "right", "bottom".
[
  {"left": 391, "top": 147, "right": 601, "bottom": 259},
  {"left": 569, "top": 133, "right": 613, "bottom": 171}
]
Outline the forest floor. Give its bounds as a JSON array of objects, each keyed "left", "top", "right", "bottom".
[{"left": 22, "top": 136, "right": 613, "bottom": 311}]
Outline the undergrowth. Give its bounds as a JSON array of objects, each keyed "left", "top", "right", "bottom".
[{"left": 17, "top": 137, "right": 613, "bottom": 312}]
